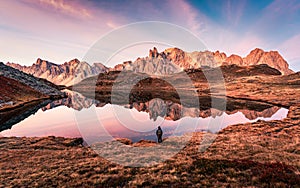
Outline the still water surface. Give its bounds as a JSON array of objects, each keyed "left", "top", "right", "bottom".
[{"left": 0, "top": 92, "right": 288, "bottom": 142}]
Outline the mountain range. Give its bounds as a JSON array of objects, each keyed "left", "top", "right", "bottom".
[
  {"left": 7, "top": 58, "right": 108, "bottom": 86},
  {"left": 6, "top": 47, "right": 294, "bottom": 86},
  {"left": 112, "top": 47, "right": 293, "bottom": 75}
]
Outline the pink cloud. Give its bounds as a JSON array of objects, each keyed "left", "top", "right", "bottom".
[
  {"left": 166, "top": 0, "right": 207, "bottom": 35},
  {"left": 0, "top": 0, "right": 128, "bottom": 65},
  {"left": 35, "top": 0, "right": 93, "bottom": 19}
]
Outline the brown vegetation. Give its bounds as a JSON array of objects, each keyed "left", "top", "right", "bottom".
[
  {"left": 0, "top": 75, "right": 48, "bottom": 111},
  {"left": 1, "top": 105, "right": 299, "bottom": 187}
]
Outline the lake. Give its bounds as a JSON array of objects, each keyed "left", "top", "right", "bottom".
[{"left": 0, "top": 91, "right": 289, "bottom": 143}]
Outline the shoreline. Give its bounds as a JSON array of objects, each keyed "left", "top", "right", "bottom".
[
  {"left": 1, "top": 104, "right": 299, "bottom": 186},
  {"left": 0, "top": 95, "right": 65, "bottom": 113},
  {"left": 0, "top": 95, "right": 67, "bottom": 132}
]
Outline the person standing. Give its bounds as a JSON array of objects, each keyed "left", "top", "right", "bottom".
[{"left": 156, "top": 126, "right": 163, "bottom": 143}]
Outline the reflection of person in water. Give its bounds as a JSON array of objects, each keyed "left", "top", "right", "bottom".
[{"left": 156, "top": 126, "right": 163, "bottom": 143}]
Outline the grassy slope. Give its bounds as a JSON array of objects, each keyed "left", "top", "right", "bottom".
[
  {"left": 1, "top": 105, "right": 299, "bottom": 187},
  {"left": 0, "top": 75, "right": 48, "bottom": 111}
]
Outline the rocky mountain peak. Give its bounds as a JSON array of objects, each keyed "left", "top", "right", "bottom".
[
  {"left": 112, "top": 47, "right": 181, "bottom": 75},
  {"left": 225, "top": 54, "right": 243, "bottom": 66},
  {"left": 34, "top": 58, "right": 57, "bottom": 72},
  {"left": 6, "top": 62, "right": 24, "bottom": 70},
  {"left": 36, "top": 58, "right": 42, "bottom": 64},
  {"left": 163, "top": 47, "right": 191, "bottom": 68},
  {"left": 243, "top": 48, "right": 293, "bottom": 74},
  {"left": 250, "top": 48, "right": 265, "bottom": 55},
  {"left": 7, "top": 59, "right": 108, "bottom": 86},
  {"left": 243, "top": 48, "right": 264, "bottom": 65},
  {"left": 149, "top": 49, "right": 152, "bottom": 58},
  {"left": 213, "top": 50, "right": 227, "bottom": 63},
  {"left": 35, "top": 58, "right": 54, "bottom": 65},
  {"left": 149, "top": 47, "right": 159, "bottom": 58},
  {"left": 65, "top": 59, "right": 80, "bottom": 66},
  {"left": 164, "top": 47, "right": 185, "bottom": 57}
]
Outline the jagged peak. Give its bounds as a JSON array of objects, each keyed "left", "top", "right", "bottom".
[
  {"left": 269, "top": 50, "right": 279, "bottom": 53},
  {"left": 6, "top": 62, "right": 18, "bottom": 66},
  {"left": 62, "top": 59, "right": 81, "bottom": 67},
  {"left": 149, "top": 47, "right": 159, "bottom": 58},
  {"left": 248, "top": 48, "right": 265, "bottom": 55},
  {"left": 252, "top": 48, "right": 264, "bottom": 52},
  {"left": 35, "top": 58, "right": 57, "bottom": 67},
  {"left": 36, "top": 58, "right": 43, "bottom": 64},
  {"left": 92, "top": 62, "right": 109, "bottom": 71},
  {"left": 227, "top": 54, "right": 241, "bottom": 58},
  {"left": 213, "top": 50, "right": 226, "bottom": 55},
  {"left": 93, "top": 62, "right": 106, "bottom": 66},
  {"left": 164, "top": 47, "right": 184, "bottom": 53},
  {"left": 67, "top": 58, "right": 80, "bottom": 64},
  {"left": 268, "top": 50, "right": 282, "bottom": 57}
]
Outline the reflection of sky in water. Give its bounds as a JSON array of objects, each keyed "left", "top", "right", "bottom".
[{"left": 0, "top": 104, "right": 289, "bottom": 142}]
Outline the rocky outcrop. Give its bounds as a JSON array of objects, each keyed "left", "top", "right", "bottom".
[
  {"left": 164, "top": 48, "right": 218, "bottom": 68},
  {"left": 7, "top": 58, "right": 108, "bottom": 86},
  {"left": 213, "top": 51, "right": 227, "bottom": 64},
  {"left": 0, "top": 62, "right": 63, "bottom": 97},
  {"left": 149, "top": 47, "right": 159, "bottom": 58},
  {"left": 111, "top": 47, "right": 182, "bottom": 75},
  {"left": 242, "top": 48, "right": 294, "bottom": 75},
  {"left": 0, "top": 62, "right": 64, "bottom": 111},
  {"left": 164, "top": 48, "right": 191, "bottom": 67},
  {"left": 225, "top": 55, "right": 244, "bottom": 66}
]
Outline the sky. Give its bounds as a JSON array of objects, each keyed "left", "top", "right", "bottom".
[{"left": 0, "top": 0, "right": 299, "bottom": 71}]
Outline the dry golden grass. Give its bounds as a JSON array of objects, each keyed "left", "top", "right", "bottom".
[{"left": 1, "top": 105, "right": 300, "bottom": 187}]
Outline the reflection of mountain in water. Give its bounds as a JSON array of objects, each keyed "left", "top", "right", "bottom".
[
  {"left": 0, "top": 90, "right": 97, "bottom": 132},
  {"left": 42, "top": 90, "right": 280, "bottom": 121},
  {"left": 42, "top": 90, "right": 97, "bottom": 111},
  {"left": 0, "top": 99, "right": 52, "bottom": 131},
  {"left": 45, "top": 91, "right": 283, "bottom": 121},
  {"left": 228, "top": 107, "right": 281, "bottom": 120},
  {"left": 126, "top": 98, "right": 282, "bottom": 121},
  {"left": 0, "top": 89, "right": 286, "bottom": 134}
]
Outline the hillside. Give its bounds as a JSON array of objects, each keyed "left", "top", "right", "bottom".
[
  {"left": 0, "top": 75, "right": 48, "bottom": 110},
  {"left": 0, "top": 62, "right": 65, "bottom": 111}
]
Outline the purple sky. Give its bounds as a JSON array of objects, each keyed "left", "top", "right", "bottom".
[{"left": 0, "top": 0, "right": 299, "bottom": 71}]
